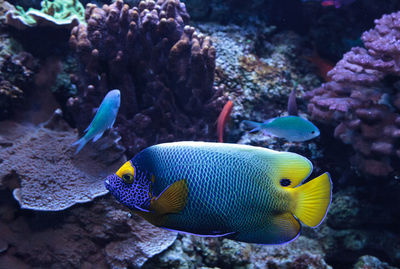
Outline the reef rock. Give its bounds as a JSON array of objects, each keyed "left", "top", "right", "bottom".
[
  {"left": 145, "top": 235, "right": 332, "bottom": 268},
  {"left": 353, "top": 255, "right": 397, "bottom": 269},
  {"left": 0, "top": 193, "right": 177, "bottom": 268}
]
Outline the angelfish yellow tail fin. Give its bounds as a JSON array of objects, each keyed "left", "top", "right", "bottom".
[{"left": 291, "top": 172, "right": 332, "bottom": 227}]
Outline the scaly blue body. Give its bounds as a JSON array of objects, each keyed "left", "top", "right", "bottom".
[
  {"left": 106, "top": 142, "right": 332, "bottom": 244},
  {"left": 72, "top": 89, "right": 120, "bottom": 154}
]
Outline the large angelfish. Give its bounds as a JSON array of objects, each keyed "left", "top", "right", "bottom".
[{"left": 105, "top": 141, "right": 332, "bottom": 245}]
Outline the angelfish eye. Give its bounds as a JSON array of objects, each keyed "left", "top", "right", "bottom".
[
  {"left": 280, "top": 178, "right": 291, "bottom": 187},
  {"left": 122, "top": 173, "right": 134, "bottom": 184},
  {"left": 311, "top": 131, "right": 315, "bottom": 134}
]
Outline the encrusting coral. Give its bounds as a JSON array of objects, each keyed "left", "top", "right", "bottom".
[
  {"left": 306, "top": 11, "right": 400, "bottom": 177},
  {"left": 0, "top": 109, "right": 125, "bottom": 211},
  {"left": 69, "top": 0, "right": 225, "bottom": 156},
  {"left": 6, "top": 0, "right": 85, "bottom": 30}
]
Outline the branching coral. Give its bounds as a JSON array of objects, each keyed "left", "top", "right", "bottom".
[
  {"left": 69, "top": 0, "right": 224, "bottom": 155},
  {"left": 306, "top": 11, "right": 400, "bottom": 176},
  {"left": 6, "top": 0, "right": 85, "bottom": 30}
]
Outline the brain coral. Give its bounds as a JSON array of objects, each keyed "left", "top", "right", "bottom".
[
  {"left": 306, "top": 11, "right": 400, "bottom": 177},
  {"left": 0, "top": 111, "right": 125, "bottom": 211},
  {"left": 69, "top": 0, "right": 225, "bottom": 156}
]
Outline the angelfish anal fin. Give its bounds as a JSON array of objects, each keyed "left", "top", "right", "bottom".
[
  {"left": 150, "top": 179, "right": 189, "bottom": 215},
  {"left": 271, "top": 213, "right": 301, "bottom": 243},
  {"left": 228, "top": 213, "right": 301, "bottom": 244}
]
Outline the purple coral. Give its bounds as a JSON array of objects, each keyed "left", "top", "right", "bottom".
[
  {"left": 306, "top": 11, "right": 400, "bottom": 176},
  {"left": 69, "top": 0, "right": 223, "bottom": 155}
]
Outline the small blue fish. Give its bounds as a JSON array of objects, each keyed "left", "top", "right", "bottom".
[
  {"left": 72, "top": 89, "right": 121, "bottom": 154},
  {"left": 243, "top": 116, "right": 320, "bottom": 142}
]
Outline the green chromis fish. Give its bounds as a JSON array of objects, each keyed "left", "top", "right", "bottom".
[
  {"left": 105, "top": 141, "right": 332, "bottom": 244},
  {"left": 72, "top": 89, "right": 120, "bottom": 154},
  {"left": 243, "top": 116, "right": 320, "bottom": 142}
]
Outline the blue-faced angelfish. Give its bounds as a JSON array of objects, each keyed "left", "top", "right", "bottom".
[
  {"left": 72, "top": 89, "right": 120, "bottom": 154},
  {"left": 243, "top": 116, "right": 320, "bottom": 142},
  {"left": 105, "top": 141, "right": 332, "bottom": 244}
]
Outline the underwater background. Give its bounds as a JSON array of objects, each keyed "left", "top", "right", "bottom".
[{"left": 1, "top": 0, "right": 400, "bottom": 268}]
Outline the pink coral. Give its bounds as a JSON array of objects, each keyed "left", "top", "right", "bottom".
[{"left": 306, "top": 11, "right": 400, "bottom": 177}]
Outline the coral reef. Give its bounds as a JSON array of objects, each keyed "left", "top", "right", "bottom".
[
  {"left": 0, "top": 194, "right": 177, "bottom": 268},
  {"left": 308, "top": 186, "right": 400, "bottom": 267},
  {"left": 195, "top": 23, "right": 322, "bottom": 147},
  {"left": 69, "top": 0, "right": 224, "bottom": 156},
  {"left": 0, "top": 48, "right": 37, "bottom": 120},
  {"left": 0, "top": 80, "right": 23, "bottom": 120},
  {"left": 354, "top": 255, "right": 397, "bottom": 269},
  {"left": 5, "top": 0, "right": 85, "bottom": 30},
  {"left": 145, "top": 235, "right": 332, "bottom": 268},
  {"left": 0, "top": 110, "right": 125, "bottom": 211},
  {"left": 306, "top": 11, "right": 400, "bottom": 176},
  {"left": 0, "top": 1, "right": 14, "bottom": 27}
]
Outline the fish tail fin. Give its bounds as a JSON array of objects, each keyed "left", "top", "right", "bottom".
[
  {"left": 71, "top": 136, "right": 88, "bottom": 155},
  {"left": 290, "top": 172, "right": 332, "bottom": 227},
  {"left": 243, "top": 120, "right": 262, "bottom": 133}
]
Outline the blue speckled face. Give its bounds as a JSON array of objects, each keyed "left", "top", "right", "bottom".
[{"left": 105, "top": 160, "right": 153, "bottom": 211}]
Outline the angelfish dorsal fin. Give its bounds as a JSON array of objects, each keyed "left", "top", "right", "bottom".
[{"left": 151, "top": 179, "right": 188, "bottom": 215}]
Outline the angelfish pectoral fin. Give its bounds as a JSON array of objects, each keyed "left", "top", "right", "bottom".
[{"left": 150, "top": 179, "right": 189, "bottom": 215}]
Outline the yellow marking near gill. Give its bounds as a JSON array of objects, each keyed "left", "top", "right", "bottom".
[
  {"left": 150, "top": 179, "right": 188, "bottom": 215},
  {"left": 116, "top": 161, "right": 135, "bottom": 178},
  {"left": 135, "top": 179, "right": 188, "bottom": 227}
]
